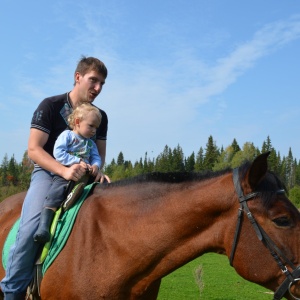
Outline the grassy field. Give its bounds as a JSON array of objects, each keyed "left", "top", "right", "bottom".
[{"left": 158, "top": 253, "right": 273, "bottom": 300}]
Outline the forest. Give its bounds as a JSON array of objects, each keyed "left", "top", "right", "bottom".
[{"left": 1, "top": 135, "right": 300, "bottom": 206}]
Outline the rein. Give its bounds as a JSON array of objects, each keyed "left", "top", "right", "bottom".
[{"left": 230, "top": 168, "right": 300, "bottom": 300}]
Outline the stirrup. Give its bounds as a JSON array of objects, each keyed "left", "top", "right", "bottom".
[{"left": 62, "top": 182, "right": 85, "bottom": 212}]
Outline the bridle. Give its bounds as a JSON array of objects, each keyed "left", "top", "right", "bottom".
[{"left": 230, "top": 167, "right": 300, "bottom": 300}]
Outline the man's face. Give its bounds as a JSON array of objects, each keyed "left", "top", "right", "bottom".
[{"left": 75, "top": 70, "right": 106, "bottom": 102}]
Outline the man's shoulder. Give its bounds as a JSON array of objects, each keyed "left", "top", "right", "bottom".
[
  {"left": 91, "top": 104, "right": 108, "bottom": 124},
  {"left": 99, "top": 108, "right": 107, "bottom": 119},
  {"left": 43, "top": 93, "right": 68, "bottom": 104},
  {"left": 37, "top": 93, "right": 69, "bottom": 113}
]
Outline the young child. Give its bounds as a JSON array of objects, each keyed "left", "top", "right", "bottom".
[{"left": 33, "top": 102, "right": 102, "bottom": 244}]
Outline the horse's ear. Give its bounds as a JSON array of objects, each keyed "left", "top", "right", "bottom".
[{"left": 247, "top": 151, "right": 270, "bottom": 189}]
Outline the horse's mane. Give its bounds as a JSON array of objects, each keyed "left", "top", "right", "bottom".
[
  {"left": 103, "top": 168, "right": 232, "bottom": 188},
  {"left": 99, "top": 161, "right": 287, "bottom": 209}
]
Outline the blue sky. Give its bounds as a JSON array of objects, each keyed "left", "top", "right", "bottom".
[{"left": 1, "top": 0, "right": 300, "bottom": 165}]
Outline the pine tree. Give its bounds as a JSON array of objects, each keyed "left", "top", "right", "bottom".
[
  {"left": 117, "top": 152, "right": 125, "bottom": 166},
  {"left": 195, "top": 147, "right": 204, "bottom": 172},
  {"left": 155, "top": 145, "right": 173, "bottom": 172},
  {"left": 1, "top": 154, "right": 9, "bottom": 186},
  {"left": 285, "top": 148, "right": 295, "bottom": 189},
  {"left": 231, "top": 138, "right": 241, "bottom": 154},
  {"left": 268, "top": 148, "right": 280, "bottom": 174},
  {"left": 295, "top": 159, "right": 300, "bottom": 186},
  {"left": 203, "top": 135, "right": 219, "bottom": 171},
  {"left": 261, "top": 136, "right": 272, "bottom": 153},
  {"left": 8, "top": 155, "right": 18, "bottom": 185},
  {"left": 172, "top": 145, "right": 185, "bottom": 172},
  {"left": 185, "top": 152, "right": 195, "bottom": 172},
  {"left": 143, "top": 152, "right": 148, "bottom": 173}
]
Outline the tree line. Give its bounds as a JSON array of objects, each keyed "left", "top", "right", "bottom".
[{"left": 1, "top": 135, "right": 300, "bottom": 206}]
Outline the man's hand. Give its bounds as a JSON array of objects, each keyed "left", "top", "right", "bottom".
[
  {"left": 88, "top": 164, "right": 99, "bottom": 177},
  {"left": 95, "top": 170, "right": 111, "bottom": 183},
  {"left": 61, "top": 164, "right": 87, "bottom": 181}
]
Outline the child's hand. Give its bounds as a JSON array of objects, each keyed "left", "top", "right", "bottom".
[
  {"left": 89, "top": 165, "right": 99, "bottom": 177},
  {"left": 79, "top": 160, "right": 91, "bottom": 174},
  {"left": 79, "top": 160, "right": 88, "bottom": 169}
]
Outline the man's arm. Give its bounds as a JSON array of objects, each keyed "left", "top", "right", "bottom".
[
  {"left": 96, "top": 139, "right": 110, "bottom": 183},
  {"left": 96, "top": 139, "right": 107, "bottom": 170}
]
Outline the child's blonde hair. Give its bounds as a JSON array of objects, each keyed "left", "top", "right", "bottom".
[{"left": 68, "top": 102, "right": 102, "bottom": 129}]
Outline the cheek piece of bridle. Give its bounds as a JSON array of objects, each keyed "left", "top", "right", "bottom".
[{"left": 230, "top": 168, "right": 300, "bottom": 300}]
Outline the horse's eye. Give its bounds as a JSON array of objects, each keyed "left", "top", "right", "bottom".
[{"left": 272, "top": 216, "right": 291, "bottom": 227}]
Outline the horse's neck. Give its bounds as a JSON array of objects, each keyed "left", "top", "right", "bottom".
[
  {"left": 129, "top": 173, "right": 235, "bottom": 278},
  {"left": 83, "top": 174, "right": 235, "bottom": 288}
]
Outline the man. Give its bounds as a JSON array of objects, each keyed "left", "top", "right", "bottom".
[{"left": 1, "top": 56, "right": 110, "bottom": 300}]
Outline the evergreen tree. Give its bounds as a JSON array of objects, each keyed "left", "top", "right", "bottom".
[
  {"left": 195, "top": 147, "right": 204, "bottom": 172},
  {"left": 261, "top": 136, "right": 272, "bottom": 153},
  {"left": 8, "top": 155, "right": 18, "bottom": 185},
  {"left": 268, "top": 149, "right": 279, "bottom": 174},
  {"left": 231, "top": 138, "right": 241, "bottom": 154},
  {"left": 203, "top": 135, "right": 219, "bottom": 171},
  {"left": 143, "top": 152, "right": 148, "bottom": 173},
  {"left": 138, "top": 152, "right": 155, "bottom": 173},
  {"left": 295, "top": 159, "right": 300, "bottom": 186},
  {"left": 1, "top": 154, "right": 9, "bottom": 186},
  {"left": 185, "top": 152, "right": 195, "bottom": 172},
  {"left": 285, "top": 148, "right": 295, "bottom": 189},
  {"left": 155, "top": 145, "right": 173, "bottom": 172},
  {"left": 260, "top": 136, "right": 280, "bottom": 174},
  {"left": 171, "top": 145, "right": 185, "bottom": 172},
  {"left": 117, "top": 152, "right": 125, "bottom": 166},
  {"left": 279, "top": 156, "right": 288, "bottom": 187}
]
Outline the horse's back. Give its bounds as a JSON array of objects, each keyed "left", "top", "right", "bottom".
[{"left": 0, "top": 192, "right": 26, "bottom": 278}]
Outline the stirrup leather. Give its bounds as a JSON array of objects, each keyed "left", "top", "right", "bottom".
[{"left": 62, "top": 182, "right": 85, "bottom": 212}]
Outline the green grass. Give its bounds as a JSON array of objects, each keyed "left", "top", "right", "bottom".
[{"left": 158, "top": 253, "right": 273, "bottom": 300}]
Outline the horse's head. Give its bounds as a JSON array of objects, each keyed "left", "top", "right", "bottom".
[{"left": 231, "top": 152, "right": 300, "bottom": 300}]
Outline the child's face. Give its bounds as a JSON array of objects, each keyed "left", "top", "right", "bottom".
[{"left": 75, "top": 111, "right": 100, "bottom": 138}]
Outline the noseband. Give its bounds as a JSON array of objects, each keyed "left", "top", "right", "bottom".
[{"left": 230, "top": 168, "right": 300, "bottom": 300}]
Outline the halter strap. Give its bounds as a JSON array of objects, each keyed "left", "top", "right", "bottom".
[
  {"left": 230, "top": 168, "right": 261, "bottom": 265},
  {"left": 230, "top": 167, "right": 300, "bottom": 300}
]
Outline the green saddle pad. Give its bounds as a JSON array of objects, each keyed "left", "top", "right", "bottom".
[
  {"left": 2, "top": 182, "right": 98, "bottom": 274},
  {"left": 42, "top": 182, "right": 97, "bottom": 274},
  {"left": 2, "top": 218, "right": 20, "bottom": 270}
]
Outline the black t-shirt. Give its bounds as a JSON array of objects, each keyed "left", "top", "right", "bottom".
[{"left": 31, "top": 92, "right": 108, "bottom": 158}]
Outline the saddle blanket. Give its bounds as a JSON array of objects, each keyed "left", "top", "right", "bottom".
[{"left": 2, "top": 182, "right": 98, "bottom": 275}]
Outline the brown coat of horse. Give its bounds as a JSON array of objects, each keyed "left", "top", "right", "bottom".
[{"left": 0, "top": 152, "right": 300, "bottom": 299}]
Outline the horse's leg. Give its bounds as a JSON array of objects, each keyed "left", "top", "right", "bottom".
[{"left": 130, "top": 279, "right": 161, "bottom": 300}]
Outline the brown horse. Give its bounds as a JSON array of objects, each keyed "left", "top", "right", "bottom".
[{"left": 0, "top": 152, "right": 300, "bottom": 299}]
